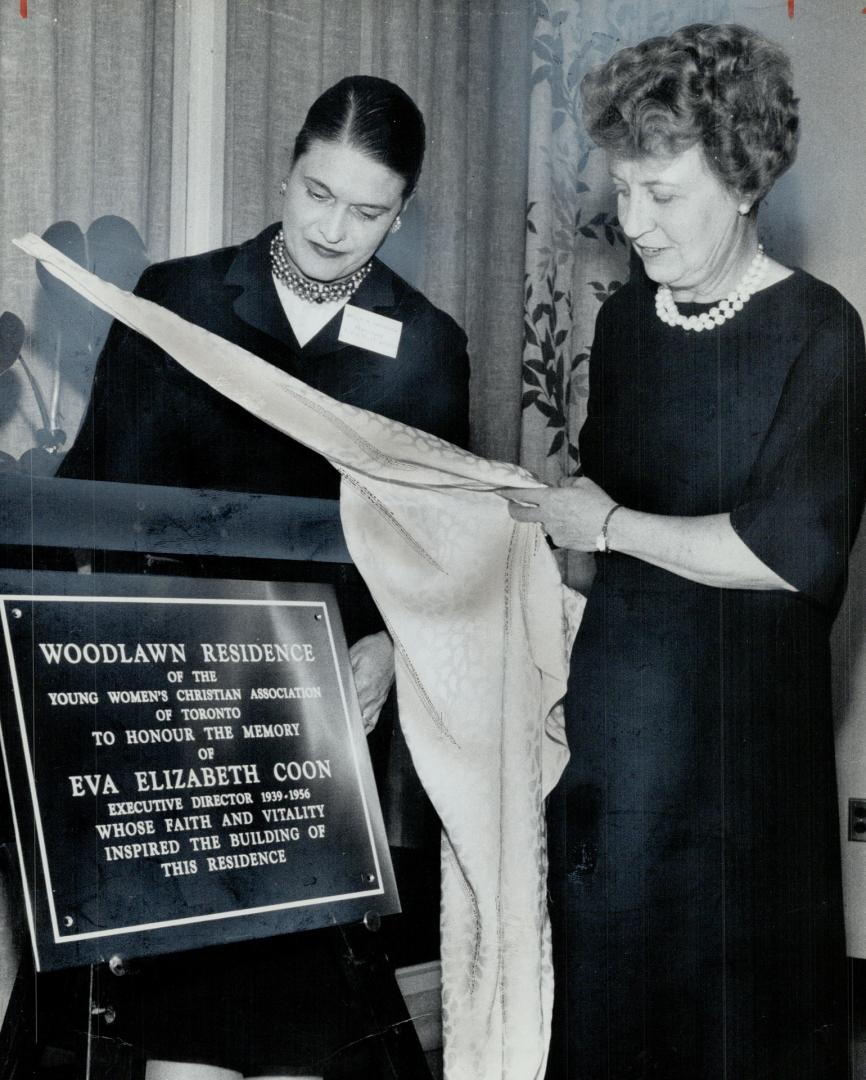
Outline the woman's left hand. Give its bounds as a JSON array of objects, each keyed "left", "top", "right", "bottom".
[
  {"left": 497, "top": 476, "right": 617, "bottom": 551},
  {"left": 349, "top": 630, "right": 396, "bottom": 734}
]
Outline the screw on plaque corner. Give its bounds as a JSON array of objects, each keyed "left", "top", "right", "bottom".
[{"left": 108, "top": 955, "right": 128, "bottom": 976}]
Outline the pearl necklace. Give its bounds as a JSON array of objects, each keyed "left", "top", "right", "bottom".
[
  {"left": 655, "top": 245, "right": 767, "bottom": 332},
  {"left": 269, "top": 230, "right": 372, "bottom": 304}
]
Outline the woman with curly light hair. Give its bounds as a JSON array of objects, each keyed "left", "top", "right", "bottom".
[{"left": 501, "top": 22, "right": 864, "bottom": 1079}]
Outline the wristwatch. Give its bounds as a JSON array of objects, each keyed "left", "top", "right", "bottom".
[{"left": 595, "top": 503, "right": 622, "bottom": 554}]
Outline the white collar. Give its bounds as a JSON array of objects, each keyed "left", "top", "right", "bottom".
[{"left": 272, "top": 273, "right": 350, "bottom": 348}]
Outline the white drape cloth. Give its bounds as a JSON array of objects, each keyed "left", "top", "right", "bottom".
[{"left": 13, "top": 234, "right": 582, "bottom": 1080}]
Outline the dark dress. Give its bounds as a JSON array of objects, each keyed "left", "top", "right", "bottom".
[
  {"left": 546, "top": 267, "right": 866, "bottom": 1080},
  {"left": 55, "top": 223, "right": 470, "bottom": 1076}
]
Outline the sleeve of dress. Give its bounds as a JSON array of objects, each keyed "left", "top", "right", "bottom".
[
  {"left": 411, "top": 311, "right": 471, "bottom": 451},
  {"left": 433, "top": 336, "right": 470, "bottom": 450},
  {"left": 730, "top": 295, "right": 866, "bottom": 610}
]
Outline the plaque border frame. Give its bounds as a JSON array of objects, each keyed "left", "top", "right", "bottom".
[{"left": 0, "top": 571, "right": 400, "bottom": 971}]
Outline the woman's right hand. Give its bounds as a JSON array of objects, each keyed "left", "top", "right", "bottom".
[
  {"left": 497, "top": 477, "right": 617, "bottom": 551},
  {"left": 349, "top": 630, "right": 395, "bottom": 734},
  {"left": 501, "top": 481, "right": 798, "bottom": 592}
]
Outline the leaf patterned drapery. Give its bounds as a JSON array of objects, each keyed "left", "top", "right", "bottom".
[{"left": 520, "top": 0, "right": 734, "bottom": 493}]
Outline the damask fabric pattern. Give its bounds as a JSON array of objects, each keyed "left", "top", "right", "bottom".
[{"left": 15, "top": 234, "right": 581, "bottom": 1080}]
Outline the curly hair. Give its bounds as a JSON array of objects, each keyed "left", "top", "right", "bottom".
[{"left": 581, "top": 23, "right": 799, "bottom": 203}]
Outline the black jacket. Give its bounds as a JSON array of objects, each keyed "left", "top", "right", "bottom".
[
  {"left": 58, "top": 224, "right": 471, "bottom": 642},
  {"left": 59, "top": 222, "right": 470, "bottom": 499}
]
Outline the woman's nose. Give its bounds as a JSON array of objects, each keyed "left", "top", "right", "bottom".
[
  {"left": 619, "top": 193, "right": 652, "bottom": 240},
  {"left": 317, "top": 205, "right": 348, "bottom": 244}
]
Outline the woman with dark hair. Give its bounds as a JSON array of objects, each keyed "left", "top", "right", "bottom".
[
  {"left": 62, "top": 74, "right": 468, "bottom": 727},
  {"left": 59, "top": 75, "right": 468, "bottom": 1080},
  {"left": 501, "top": 23, "right": 865, "bottom": 1080}
]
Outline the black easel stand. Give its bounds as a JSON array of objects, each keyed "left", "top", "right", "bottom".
[{"left": 334, "top": 919, "right": 433, "bottom": 1080}]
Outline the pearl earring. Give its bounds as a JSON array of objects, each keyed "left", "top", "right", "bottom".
[
  {"left": 738, "top": 202, "right": 751, "bottom": 216},
  {"left": 390, "top": 215, "right": 402, "bottom": 234}
]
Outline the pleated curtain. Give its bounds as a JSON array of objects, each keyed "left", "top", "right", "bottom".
[
  {"left": 224, "top": 0, "right": 534, "bottom": 463},
  {"left": 0, "top": 0, "right": 175, "bottom": 462}
]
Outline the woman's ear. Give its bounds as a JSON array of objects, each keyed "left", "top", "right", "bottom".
[{"left": 390, "top": 193, "right": 413, "bottom": 234}]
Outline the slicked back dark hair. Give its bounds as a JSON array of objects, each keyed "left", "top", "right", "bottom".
[
  {"left": 292, "top": 75, "right": 426, "bottom": 199},
  {"left": 581, "top": 23, "right": 799, "bottom": 203}
]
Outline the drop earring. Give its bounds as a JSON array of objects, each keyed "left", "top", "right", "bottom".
[
  {"left": 279, "top": 179, "right": 288, "bottom": 196},
  {"left": 390, "top": 215, "right": 402, "bottom": 234}
]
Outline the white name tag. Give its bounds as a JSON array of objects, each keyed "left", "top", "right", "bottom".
[{"left": 338, "top": 305, "right": 403, "bottom": 358}]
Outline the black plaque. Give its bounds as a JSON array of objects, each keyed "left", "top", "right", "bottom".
[{"left": 0, "top": 570, "right": 398, "bottom": 970}]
